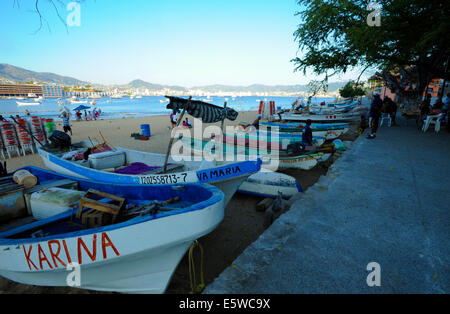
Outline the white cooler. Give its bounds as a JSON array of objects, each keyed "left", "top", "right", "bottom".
[
  {"left": 88, "top": 150, "right": 126, "bottom": 170},
  {"left": 30, "top": 188, "right": 85, "bottom": 220}
]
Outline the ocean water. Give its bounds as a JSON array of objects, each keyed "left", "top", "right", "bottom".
[{"left": 0, "top": 96, "right": 334, "bottom": 120}]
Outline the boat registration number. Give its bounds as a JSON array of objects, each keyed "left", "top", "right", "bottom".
[{"left": 139, "top": 173, "right": 191, "bottom": 185}]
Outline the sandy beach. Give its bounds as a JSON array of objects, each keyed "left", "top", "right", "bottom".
[
  {"left": 0, "top": 111, "right": 359, "bottom": 294},
  {"left": 5, "top": 111, "right": 261, "bottom": 172}
]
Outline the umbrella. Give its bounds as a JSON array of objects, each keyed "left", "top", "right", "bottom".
[
  {"left": 165, "top": 96, "right": 238, "bottom": 123},
  {"left": 73, "top": 105, "right": 90, "bottom": 111}
]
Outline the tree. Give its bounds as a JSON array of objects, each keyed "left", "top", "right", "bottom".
[
  {"left": 339, "top": 80, "right": 367, "bottom": 98},
  {"left": 12, "top": 0, "right": 86, "bottom": 34},
  {"left": 307, "top": 79, "right": 328, "bottom": 97},
  {"left": 292, "top": 0, "right": 450, "bottom": 108}
]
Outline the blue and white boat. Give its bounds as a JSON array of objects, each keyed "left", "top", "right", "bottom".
[
  {"left": 238, "top": 169, "right": 303, "bottom": 199},
  {"left": 0, "top": 166, "right": 225, "bottom": 294},
  {"left": 261, "top": 121, "right": 350, "bottom": 130},
  {"left": 37, "top": 141, "right": 261, "bottom": 206}
]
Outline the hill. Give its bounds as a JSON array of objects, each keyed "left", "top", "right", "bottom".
[{"left": 0, "top": 63, "right": 88, "bottom": 86}]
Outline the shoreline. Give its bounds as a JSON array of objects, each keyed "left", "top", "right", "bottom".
[
  {"left": 0, "top": 112, "right": 361, "bottom": 294},
  {"left": 4, "top": 111, "right": 259, "bottom": 172}
]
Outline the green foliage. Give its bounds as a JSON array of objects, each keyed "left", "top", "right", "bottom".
[
  {"left": 292, "top": 0, "right": 450, "bottom": 102},
  {"left": 307, "top": 79, "right": 328, "bottom": 96},
  {"left": 339, "top": 81, "right": 366, "bottom": 98}
]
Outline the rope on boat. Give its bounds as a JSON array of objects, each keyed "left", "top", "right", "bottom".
[{"left": 188, "top": 240, "right": 205, "bottom": 294}]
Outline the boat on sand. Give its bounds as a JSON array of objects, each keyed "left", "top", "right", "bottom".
[
  {"left": 37, "top": 140, "right": 261, "bottom": 206},
  {"left": 0, "top": 166, "right": 225, "bottom": 294}
]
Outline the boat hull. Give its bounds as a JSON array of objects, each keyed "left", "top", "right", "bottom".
[
  {"left": 37, "top": 147, "right": 260, "bottom": 207},
  {"left": 278, "top": 112, "right": 360, "bottom": 123},
  {"left": 238, "top": 170, "right": 302, "bottom": 199},
  {"left": 0, "top": 167, "right": 225, "bottom": 294},
  {"left": 182, "top": 138, "right": 321, "bottom": 171},
  {"left": 223, "top": 132, "right": 326, "bottom": 150}
]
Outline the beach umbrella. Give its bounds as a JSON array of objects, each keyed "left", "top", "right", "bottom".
[
  {"left": 73, "top": 105, "right": 90, "bottom": 111},
  {"left": 165, "top": 96, "right": 238, "bottom": 123}
]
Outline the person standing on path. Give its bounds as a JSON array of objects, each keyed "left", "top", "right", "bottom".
[
  {"left": 367, "top": 94, "right": 383, "bottom": 139},
  {"left": 302, "top": 119, "right": 313, "bottom": 146}
]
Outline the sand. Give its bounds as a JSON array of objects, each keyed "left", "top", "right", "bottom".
[
  {"left": 5, "top": 111, "right": 260, "bottom": 172},
  {"left": 0, "top": 111, "right": 360, "bottom": 294}
]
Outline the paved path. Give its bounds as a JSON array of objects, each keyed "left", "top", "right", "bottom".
[{"left": 205, "top": 119, "right": 449, "bottom": 294}]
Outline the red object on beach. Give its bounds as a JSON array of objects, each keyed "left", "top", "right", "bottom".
[
  {"left": 1, "top": 121, "right": 19, "bottom": 147},
  {"left": 270, "top": 101, "right": 275, "bottom": 115},
  {"left": 30, "top": 116, "right": 46, "bottom": 143},
  {"left": 16, "top": 118, "right": 32, "bottom": 146},
  {"left": 258, "top": 101, "right": 264, "bottom": 115}
]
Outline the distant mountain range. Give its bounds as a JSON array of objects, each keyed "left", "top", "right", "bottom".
[
  {"left": 0, "top": 63, "right": 347, "bottom": 93},
  {"left": 0, "top": 63, "right": 88, "bottom": 86}
]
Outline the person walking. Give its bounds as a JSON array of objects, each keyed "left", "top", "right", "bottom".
[
  {"left": 382, "top": 96, "right": 398, "bottom": 126},
  {"left": 170, "top": 112, "right": 177, "bottom": 129},
  {"left": 367, "top": 94, "right": 383, "bottom": 139}
]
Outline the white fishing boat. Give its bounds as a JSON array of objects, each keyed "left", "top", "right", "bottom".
[
  {"left": 181, "top": 136, "right": 324, "bottom": 171},
  {"left": 70, "top": 100, "right": 88, "bottom": 105},
  {"left": 0, "top": 166, "right": 224, "bottom": 294},
  {"left": 278, "top": 111, "right": 361, "bottom": 123},
  {"left": 238, "top": 170, "right": 302, "bottom": 199},
  {"left": 37, "top": 141, "right": 261, "bottom": 206},
  {"left": 16, "top": 101, "right": 40, "bottom": 107}
]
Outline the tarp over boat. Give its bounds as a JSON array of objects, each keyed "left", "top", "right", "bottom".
[{"left": 165, "top": 96, "right": 238, "bottom": 123}]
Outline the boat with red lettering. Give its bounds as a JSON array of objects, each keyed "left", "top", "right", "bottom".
[{"left": 0, "top": 166, "right": 225, "bottom": 294}]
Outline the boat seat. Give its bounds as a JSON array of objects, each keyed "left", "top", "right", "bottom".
[{"left": 77, "top": 189, "right": 126, "bottom": 228}]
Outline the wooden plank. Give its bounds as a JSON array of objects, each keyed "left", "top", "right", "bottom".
[
  {"left": 0, "top": 176, "right": 13, "bottom": 182},
  {"left": 0, "top": 183, "right": 24, "bottom": 194},
  {"left": 86, "top": 189, "right": 125, "bottom": 204},
  {"left": 78, "top": 199, "right": 120, "bottom": 215},
  {"left": 256, "top": 198, "right": 274, "bottom": 212}
]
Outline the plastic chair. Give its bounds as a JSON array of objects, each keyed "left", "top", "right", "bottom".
[
  {"left": 379, "top": 113, "right": 391, "bottom": 127},
  {"left": 422, "top": 113, "right": 444, "bottom": 133}
]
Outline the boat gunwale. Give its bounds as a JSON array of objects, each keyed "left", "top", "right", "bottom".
[
  {"left": 0, "top": 166, "right": 224, "bottom": 246},
  {"left": 37, "top": 145, "right": 262, "bottom": 185}
]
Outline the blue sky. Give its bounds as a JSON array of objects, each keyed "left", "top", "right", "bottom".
[{"left": 0, "top": 0, "right": 362, "bottom": 86}]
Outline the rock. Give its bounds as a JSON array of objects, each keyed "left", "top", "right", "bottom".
[{"left": 256, "top": 198, "right": 273, "bottom": 212}]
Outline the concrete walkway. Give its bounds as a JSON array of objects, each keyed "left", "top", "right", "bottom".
[{"left": 205, "top": 119, "right": 449, "bottom": 294}]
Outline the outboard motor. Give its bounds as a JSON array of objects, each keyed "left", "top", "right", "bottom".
[
  {"left": 48, "top": 130, "right": 72, "bottom": 149},
  {"left": 287, "top": 142, "right": 306, "bottom": 155}
]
